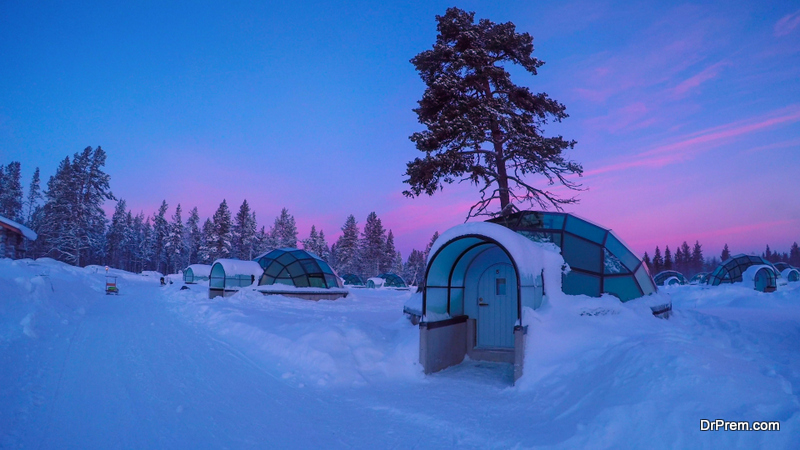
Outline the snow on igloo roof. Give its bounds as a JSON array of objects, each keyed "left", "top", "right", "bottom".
[
  {"left": 185, "top": 264, "right": 212, "bottom": 277},
  {"left": 484, "top": 211, "right": 657, "bottom": 302},
  {"left": 375, "top": 273, "right": 406, "bottom": 287},
  {"left": 653, "top": 270, "right": 687, "bottom": 286},
  {"left": 254, "top": 248, "right": 341, "bottom": 289},
  {"left": 210, "top": 259, "right": 264, "bottom": 277}
]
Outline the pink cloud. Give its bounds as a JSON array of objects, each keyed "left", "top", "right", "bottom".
[
  {"left": 672, "top": 61, "right": 729, "bottom": 97},
  {"left": 775, "top": 10, "right": 800, "bottom": 37},
  {"left": 584, "top": 106, "right": 800, "bottom": 176}
]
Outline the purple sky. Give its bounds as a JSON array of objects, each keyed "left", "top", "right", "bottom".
[{"left": 2, "top": 0, "right": 799, "bottom": 260}]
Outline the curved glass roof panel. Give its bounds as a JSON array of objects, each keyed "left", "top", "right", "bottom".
[
  {"left": 341, "top": 273, "right": 364, "bottom": 286},
  {"left": 708, "top": 254, "right": 777, "bottom": 286},
  {"left": 487, "top": 211, "right": 656, "bottom": 302},
  {"left": 376, "top": 272, "right": 407, "bottom": 288},
  {"left": 254, "top": 248, "right": 342, "bottom": 289},
  {"left": 774, "top": 262, "right": 792, "bottom": 272},
  {"left": 653, "top": 270, "right": 688, "bottom": 286}
]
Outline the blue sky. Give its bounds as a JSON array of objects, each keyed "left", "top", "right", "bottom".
[{"left": 2, "top": 0, "right": 799, "bottom": 258}]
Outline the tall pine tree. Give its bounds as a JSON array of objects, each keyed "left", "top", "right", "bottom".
[
  {"left": 359, "top": 212, "right": 387, "bottom": 278},
  {"left": 333, "top": 215, "right": 360, "bottom": 274},
  {"left": 210, "top": 200, "right": 232, "bottom": 261},
  {"left": 721, "top": 244, "right": 731, "bottom": 261},
  {"left": 652, "top": 246, "right": 663, "bottom": 274},
  {"left": 186, "top": 207, "right": 201, "bottom": 264},
  {"left": 164, "top": 203, "right": 186, "bottom": 273},
  {"left": 270, "top": 208, "right": 297, "bottom": 249}
]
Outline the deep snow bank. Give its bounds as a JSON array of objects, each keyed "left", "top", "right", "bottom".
[{"left": 163, "top": 284, "right": 423, "bottom": 387}]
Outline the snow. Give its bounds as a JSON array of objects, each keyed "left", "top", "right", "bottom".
[
  {"left": 184, "top": 264, "right": 211, "bottom": 278},
  {"left": 211, "top": 258, "right": 263, "bottom": 277},
  {"left": 0, "top": 214, "right": 37, "bottom": 240},
  {"left": 2, "top": 257, "right": 800, "bottom": 448},
  {"left": 741, "top": 264, "right": 773, "bottom": 289},
  {"left": 253, "top": 284, "right": 349, "bottom": 295},
  {"left": 367, "top": 276, "right": 385, "bottom": 287}
]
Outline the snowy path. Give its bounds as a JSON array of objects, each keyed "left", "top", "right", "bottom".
[{"left": 20, "top": 283, "right": 344, "bottom": 448}]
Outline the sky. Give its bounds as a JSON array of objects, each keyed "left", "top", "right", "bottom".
[{"left": 1, "top": 0, "right": 799, "bottom": 260}]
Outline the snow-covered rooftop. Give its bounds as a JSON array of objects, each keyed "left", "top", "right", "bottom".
[
  {"left": 211, "top": 259, "right": 264, "bottom": 277},
  {"left": 0, "top": 214, "right": 37, "bottom": 241}
]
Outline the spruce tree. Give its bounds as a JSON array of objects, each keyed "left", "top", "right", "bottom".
[
  {"left": 382, "top": 230, "right": 398, "bottom": 273},
  {"left": 664, "top": 246, "right": 673, "bottom": 271},
  {"left": 652, "top": 246, "right": 663, "bottom": 274},
  {"left": 333, "top": 215, "right": 360, "bottom": 274},
  {"left": 721, "top": 244, "right": 731, "bottom": 261},
  {"left": 424, "top": 231, "right": 440, "bottom": 261},
  {"left": 642, "top": 252, "right": 652, "bottom": 273},
  {"left": 165, "top": 203, "right": 186, "bottom": 273},
  {"left": 302, "top": 225, "right": 330, "bottom": 260},
  {"left": 790, "top": 242, "right": 800, "bottom": 267},
  {"left": 153, "top": 200, "right": 170, "bottom": 273},
  {"left": 359, "top": 212, "right": 387, "bottom": 278},
  {"left": 24, "top": 167, "right": 42, "bottom": 225},
  {"left": 270, "top": 208, "right": 297, "bottom": 249},
  {"left": 197, "top": 219, "right": 215, "bottom": 264},
  {"left": 186, "top": 207, "right": 201, "bottom": 264},
  {"left": 106, "top": 199, "right": 129, "bottom": 269},
  {"left": 0, "top": 161, "right": 23, "bottom": 221},
  {"left": 232, "top": 200, "right": 257, "bottom": 259},
  {"left": 211, "top": 200, "right": 232, "bottom": 261},
  {"left": 404, "top": 249, "right": 427, "bottom": 286},
  {"left": 679, "top": 241, "right": 691, "bottom": 274},
  {"left": 675, "top": 246, "right": 684, "bottom": 274},
  {"left": 405, "top": 8, "right": 582, "bottom": 218},
  {"left": 691, "top": 241, "right": 704, "bottom": 275},
  {"left": 253, "top": 226, "right": 270, "bottom": 256}
]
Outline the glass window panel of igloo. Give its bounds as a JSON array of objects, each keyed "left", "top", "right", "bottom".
[
  {"left": 518, "top": 230, "right": 562, "bottom": 248},
  {"left": 257, "top": 248, "right": 339, "bottom": 289},
  {"left": 563, "top": 271, "right": 601, "bottom": 297},
  {"left": 564, "top": 215, "right": 607, "bottom": 244},
  {"left": 604, "top": 275, "right": 643, "bottom": 302},
  {"left": 634, "top": 265, "right": 657, "bottom": 296},
  {"left": 603, "top": 249, "right": 630, "bottom": 275},
  {"left": 562, "top": 233, "right": 604, "bottom": 274},
  {"left": 604, "top": 233, "right": 640, "bottom": 272}
]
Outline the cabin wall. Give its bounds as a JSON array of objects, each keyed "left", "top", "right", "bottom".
[{"left": 0, "top": 228, "right": 25, "bottom": 259}]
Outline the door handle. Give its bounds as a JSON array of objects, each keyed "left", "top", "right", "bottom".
[{"left": 478, "top": 297, "right": 489, "bottom": 306}]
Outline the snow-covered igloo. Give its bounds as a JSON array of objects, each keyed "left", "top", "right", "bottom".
[
  {"left": 208, "top": 259, "right": 264, "bottom": 298},
  {"left": 774, "top": 263, "right": 800, "bottom": 283},
  {"left": 183, "top": 264, "right": 211, "bottom": 284},
  {"left": 653, "top": 270, "right": 688, "bottom": 286},
  {"left": 707, "top": 254, "right": 778, "bottom": 292},
  {"left": 253, "top": 248, "right": 348, "bottom": 300},
  {"left": 418, "top": 212, "right": 662, "bottom": 381}
]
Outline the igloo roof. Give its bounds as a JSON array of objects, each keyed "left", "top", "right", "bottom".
[
  {"left": 341, "top": 273, "right": 364, "bottom": 286},
  {"left": 254, "top": 248, "right": 341, "bottom": 289},
  {"left": 374, "top": 273, "right": 406, "bottom": 287},
  {"left": 708, "top": 254, "right": 778, "bottom": 286},
  {"left": 653, "top": 270, "right": 687, "bottom": 286},
  {"left": 486, "top": 210, "right": 656, "bottom": 302}
]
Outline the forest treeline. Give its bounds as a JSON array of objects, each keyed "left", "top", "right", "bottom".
[{"left": 0, "top": 149, "right": 435, "bottom": 284}]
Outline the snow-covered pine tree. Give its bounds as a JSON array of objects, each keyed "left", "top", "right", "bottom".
[
  {"left": 197, "top": 218, "right": 215, "bottom": 264},
  {"left": 0, "top": 161, "right": 23, "bottom": 221},
  {"left": 211, "top": 200, "right": 233, "bottom": 261},
  {"left": 381, "top": 230, "right": 398, "bottom": 273},
  {"left": 675, "top": 246, "right": 684, "bottom": 275},
  {"left": 302, "top": 225, "right": 330, "bottom": 260},
  {"left": 232, "top": 200, "right": 257, "bottom": 260},
  {"left": 359, "top": 212, "right": 387, "bottom": 278},
  {"left": 333, "top": 215, "right": 360, "bottom": 275},
  {"left": 405, "top": 8, "right": 582, "bottom": 218},
  {"left": 270, "top": 208, "right": 297, "bottom": 249},
  {"left": 106, "top": 199, "right": 129, "bottom": 269},
  {"left": 141, "top": 217, "right": 156, "bottom": 270},
  {"left": 403, "top": 249, "right": 426, "bottom": 286},
  {"left": 652, "top": 246, "right": 663, "bottom": 274},
  {"left": 186, "top": 207, "right": 201, "bottom": 265},
  {"left": 253, "top": 225, "right": 271, "bottom": 257},
  {"left": 153, "top": 200, "right": 170, "bottom": 273},
  {"left": 24, "top": 167, "right": 42, "bottom": 226},
  {"left": 165, "top": 203, "right": 186, "bottom": 274},
  {"left": 423, "top": 231, "right": 439, "bottom": 261},
  {"left": 721, "top": 244, "right": 731, "bottom": 262}
]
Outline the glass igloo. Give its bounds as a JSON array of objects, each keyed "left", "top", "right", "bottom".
[
  {"left": 707, "top": 254, "right": 778, "bottom": 286},
  {"left": 653, "top": 270, "right": 688, "bottom": 286},
  {"left": 367, "top": 273, "right": 407, "bottom": 288},
  {"left": 255, "top": 248, "right": 342, "bottom": 289},
  {"left": 487, "top": 211, "right": 657, "bottom": 302}
]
